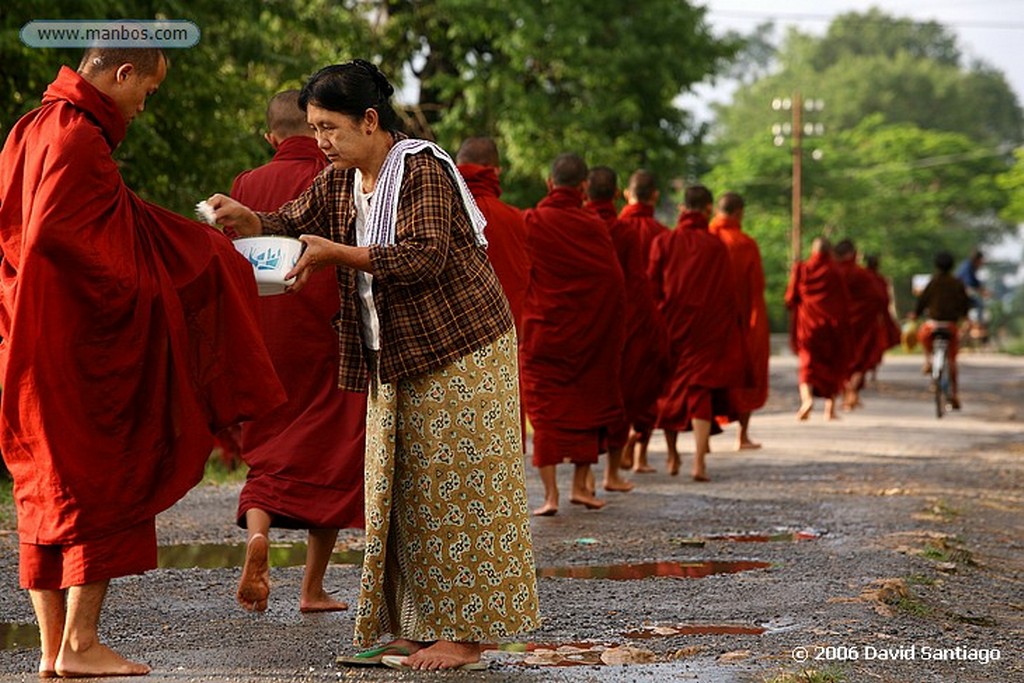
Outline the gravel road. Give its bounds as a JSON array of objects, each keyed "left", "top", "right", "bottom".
[{"left": 1, "top": 352, "right": 1021, "bottom": 682}]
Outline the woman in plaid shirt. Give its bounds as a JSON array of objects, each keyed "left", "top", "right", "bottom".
[{"left": 210, "top": 60, "right": 539, "bottom": 671}]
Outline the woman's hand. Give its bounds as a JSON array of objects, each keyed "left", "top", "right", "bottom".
[
  {"left": 285, "top": 234, "right": 342, "bottom": 293},
  {"left": 207, "top": 194, "right": 261, "bottom": 236}
]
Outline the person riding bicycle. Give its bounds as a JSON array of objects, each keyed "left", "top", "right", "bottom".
[{"left": 911, "top": 250, "right": 971, "bottom": 410}]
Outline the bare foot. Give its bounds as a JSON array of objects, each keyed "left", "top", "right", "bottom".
[
  {"left": 667, "top": 453, "right": 680, "bottom": 476},
  {"left": 603, "top": 479, "right": 635, "bottom": 493},
  {"left": 692, "top": 473, "right": 711, "bottom": 482},
  {"left": 738, "top": 440, "right": 762, "bottom": 450},
  {"left": 796, "top": 401, "right": 813, "bottom": 421},
  {"left": 38, "top": 664, "right": 56, "bottom": 679},
  {"left": 55, "top": 642, "right": 150, "bottom": 678},
  {"left": 395, "top": 640, "right": 482, "bottom": 671},
  {"left": 532, "top": 503, "right": 558, "bottom": 516},
  {"left": 619, "top": 452, "right": 634, "bottom": 469},
  {"left": 238, "top": 533, "right": 270, "bottom": 612},
  {"left": 632, "top": 463, "right": 656, "bottom": 473},
  {"left": 569, "top": 494, "right": 606, "bottom": 510},
  {"left": 300, "top": 590, "right": 348, "bottom": 613}
]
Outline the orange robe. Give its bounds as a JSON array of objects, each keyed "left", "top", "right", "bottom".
[
  {"left": 709, "top": 214, "right": 770, "bottom": 412},
  {"left": 521, "top": 187, "right": 625, "bottom": 466},
  {"left": 231, "top": 136, "right": 365, "bottom": 530},
  {"left": 785, "top": 252, "right": 851, "bottom": 397},
  {"left": 587, "top": 199, "right": 670, "bottom": 443},
  {"left": 649, "top": 211, "right": 750, "bottom": 431},
  {"left": 0, "top": 67, "right": 284, "bottom": 588}
]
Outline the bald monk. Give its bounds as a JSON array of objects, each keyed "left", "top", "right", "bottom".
[
  {"left": 649, "top": 185, "right": 750, "bottom": 481},
  {"left": 230, "top": 91, "right": 366, "bottom": 614},
  {"left": 709, "top": 192, "right": 770, "bottom": 450},
  {"left": 833, "top": 239, "right": 887, "bottom": 411},
  {"left": 456, "top": 137, "right": 531, "bottom": 449},
  {"left": 521, "top": 153, "right": 626, "bottom": 515},
  {"left": 455, "top": 136, "right": 530, "bottom": 333},
  {"left": 784, "top": 237, "right": 851, "bottom": 420},
  {"left": 0, "top": 48, "right": 284, "bottom": 678},
  {"left": 585, "top": 166, "right": 669, "bottom": 491},
  {"left": 617, "top": 169, "right": 672, "bottom": 472}
]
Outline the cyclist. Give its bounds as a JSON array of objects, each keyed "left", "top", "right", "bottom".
[{"left": 911, "top": 251, "right": 971, "bottom": 409}]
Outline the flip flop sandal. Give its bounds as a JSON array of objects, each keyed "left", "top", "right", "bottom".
[
  {"left": 335, "top": 643, "right": 413, "bottom": 667},
  {"left": 381, "top": 654, "right": 488, "bottom": 671}
]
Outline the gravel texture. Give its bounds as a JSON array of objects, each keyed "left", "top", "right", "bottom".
[{"left": 1, "top": 353, "right": 1021, "bottom": 682}]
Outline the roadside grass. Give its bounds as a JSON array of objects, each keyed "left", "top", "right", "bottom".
[
  {"left": 763, "top": 667, "right": 846, "bottom": 683},
  {"left": 919, "top": 536, "right": 975, "bottom": 566},
  {"left": 0, "top": 476, "right": 13, "bottom": 530},
  {"left": 203, "top": 451, "right": 248, "bottom": 486}
]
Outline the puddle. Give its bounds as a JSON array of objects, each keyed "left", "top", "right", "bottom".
[
  {"left": 624, "top": 623, "right": 765, "bottom": 638},
  {"left": 676, "top": 528, "right": 824, "bottom": 544},
  {"left": 0, "top": 622, "right": 41, "bottom": 651},
  {"left": 157, "top": 543, "right": 363, "bottom": 569},
  {"left": 537, "top": 560, "right": 771, "bottom": 580}
]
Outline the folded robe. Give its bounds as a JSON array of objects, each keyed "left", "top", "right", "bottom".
[{"left": 0, "top": 66, "right": 285, "bottom": 545}]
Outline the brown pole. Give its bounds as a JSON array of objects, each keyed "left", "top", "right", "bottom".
[{"left": 791, "top": 91, "right": 803, "bottom": 263}]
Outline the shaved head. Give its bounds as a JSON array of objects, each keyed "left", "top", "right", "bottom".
[
  {"left": 587, "top": 166, "right": 617, "bottom": 201},
  {"left": 717, "top": 191, "right": 744, "bottom": 216},
  {"left": 550, "top": 152, "right": 587, "bottom": 187},
  {"left": 78, "top": 47, "right": 166, "bottom": 77},
  {"left": 627, "top": 169, "right": 658, "bottom": 202},
  {"left": 456, "top": 136, "right": 500, "bottom": 167},
  {"left": 266, "top": 90, "right": 309, "bottom": 138}
]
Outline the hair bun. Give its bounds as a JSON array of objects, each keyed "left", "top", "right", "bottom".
[{"left": 351, "top": 58, "right": 395, "bottom": 99}]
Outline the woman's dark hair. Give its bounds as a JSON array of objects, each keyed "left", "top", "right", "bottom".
[
  {"left": 298, "top": 59, "right": 401, "bottom": 131},
  {"left": 935, "top": 250, "right": 954, "bottom": 273}
]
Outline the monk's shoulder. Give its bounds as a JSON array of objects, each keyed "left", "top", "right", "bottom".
[{"left": 49, "top": 103, "right": 115, "bottom": 167}]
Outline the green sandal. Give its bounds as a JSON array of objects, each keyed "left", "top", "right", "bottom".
[{"left": 336, "top": 643, "right": 414, "bottom": 667}]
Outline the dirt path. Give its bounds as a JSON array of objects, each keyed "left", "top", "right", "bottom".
[{"left": 1, "top": 353, "right": 1021, "bottom": 682}]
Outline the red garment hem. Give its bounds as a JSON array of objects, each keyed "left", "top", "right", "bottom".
[{"left": 20, "top": 519, "right": 156, "bottom": 590}]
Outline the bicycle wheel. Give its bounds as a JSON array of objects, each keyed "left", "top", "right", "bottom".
[{"left": 932, "top": 345, "right": 948, "bottom": 418}]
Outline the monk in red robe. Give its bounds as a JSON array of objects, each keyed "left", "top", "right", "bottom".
[
  {"left": 864, "top": 254, "right": 901, "bottom": 381},
  {"left": 709, "top": 192, "right": 770, "bottom": 450},
  {"left": 521, "top": 153, "right": 626, "bottom": 515},
  {"left": 617, "top": 169, "right": 672, "bottom": 472},
  {"left": 649, "top": 186, "right": 751, "bottom": 482},
  {"left": 833, "top": 239, "right": 888, "bottom": 411},
  {"left": 229, "top": 91, "right": 366, "bottom": 614},
  {"left": 0, "top": 49, "right": 284, "bottom": 678},
  {"left": 585, "top": 166, "right": 669, "bottom": 491},
  {"left": 456, "top": 136, "right": 531, "bottom": 448},
  {"left": 785, "top": 238, "right": 851, "bottom": 420}
]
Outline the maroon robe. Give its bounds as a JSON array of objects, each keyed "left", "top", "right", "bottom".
[
  {"left": 231, "top": 136, "right": 365, "bottom": 530},
  {"left": 649, "top": 211, "right": 750, "bottom": 431},
  {"left": 618, "top": 202, "right": 669, "bottom": 272},
  {"left": 866, "top": 268, "right": 901, "bottom": 371},
  {"left": 521, "top": 186, "right": 625, "bottom": 466},
  {"left": 457, "top": 163, "right": 530, "bottom": 331},
  {"left": 835, "top": 259, "right": 888, "bottom": 378},
  {"left": 785, "top": 252, "right": 851, "bottom": 397},
  {"left": 587, "top": 199, "right": 669, "bottom": 442},
  {"left": 0, "top": 67, "right": 284, "bottom": 583}
]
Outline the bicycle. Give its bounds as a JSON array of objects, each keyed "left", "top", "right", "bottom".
[{"left": 929, "top": 324, "right": 954, "bottom": 418}]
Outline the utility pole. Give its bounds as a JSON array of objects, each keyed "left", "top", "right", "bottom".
[{"left": 773, "top": 93, "right": 823, "bottom": 263}]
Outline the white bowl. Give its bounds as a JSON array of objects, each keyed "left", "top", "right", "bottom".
[{"left": 233, "top": 236, "right": 304, "bottom": 296}]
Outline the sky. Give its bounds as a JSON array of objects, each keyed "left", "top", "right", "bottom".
[{"left": 688, "top": 0, "right": 1024, "bottom": 115}]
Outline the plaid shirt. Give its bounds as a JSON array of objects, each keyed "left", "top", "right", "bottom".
[{"left": 258, "top": 141, "right": 513, "bottom": 391}]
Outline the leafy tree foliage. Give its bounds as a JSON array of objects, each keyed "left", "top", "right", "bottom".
[
  {"left": 3, "top": 1, "right": 737, "bottom": 211},
  {"left": 706, "top": 10, "right": 1022, "bottom": 325}
]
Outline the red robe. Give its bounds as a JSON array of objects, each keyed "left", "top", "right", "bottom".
[
  {"left": 866, "top": 268, "right": 901, "bottom": 371},
  {"left": 784, "top": 252, "right": 851, "bottom": 397},
  {"left": 835, "top": 259, "right": 888, "bottom": 377},
  {"left": 618, "top": 202, "right": 669, "bottom": 272},
  {"left": 709, "top": 214, "right": 770, "bottom": 412},
  {"left": 0, "top": 68, "right": 284, "bottom": 553},
  {"left": 521, "top": 186, "right": 625, "bottom": 466},
  {"left": 457, "top": 163, "right": 530, "bottom": 331},
  {"left": 649, "top": 211, "right": 750, "bottom": 430},
  {"left": 231, "top": 136, "right": 365, "bottom": 530},
  {"left": 587, "top": 199, "right": 669, "bottom": 442}
]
